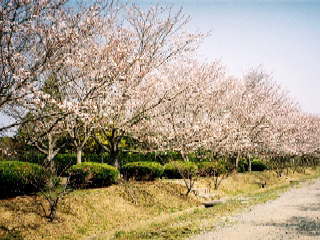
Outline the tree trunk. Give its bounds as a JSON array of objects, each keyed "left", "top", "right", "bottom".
[
  {"left": 47, "top": 133, "right": 55, "bottom": 175},
  {"left": 77, "top": 148, "right": 82, "bottom": 164},
  {"left": 235, "top": 152, "right": 240, "bottom": 170},
  {"left": 109, "top": 137, "right": 118, "bottom": 168},
  {"left": 110, "top": 147, "right": 120, "bottom": 169},
  {"left": 108, "top": 129, "right": 120, "bottom": 169},
  {"left": 248, "top": 158, "right": 252, "bottom": 172}
]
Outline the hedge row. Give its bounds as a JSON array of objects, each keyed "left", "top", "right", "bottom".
[
  {"left": 163, "top": 161, "right": 198, "bottom": 179},
  {"left": 14, "top": 151, "right": 269, "bottom": 176},
  {"left": 0, "top": 161, "right": 48, "bottom": 198},
  {"left": 68, "top": 162, "right": 119, "bottom": 188},
  {"left": 0, "top": 161, "right": 119, "bottom": 198},
  {"left": 0, "top": 157, "right": 270, "bottom": 198},
  {"left": 15, "top": 151, "right": 184, "bottom": 175},
  {"left": 122, "top": 162, "right": 163, "bottom": 181},
  {"left": 121, "top": 160, "right": 232, "bottom": 181}
]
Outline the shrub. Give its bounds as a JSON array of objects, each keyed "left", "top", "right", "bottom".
[
  {"left": 164, "top": 161, "right": 198, "bottom": 196},
  {"left": 68, "top": 162, "right": 119, "bottom": 188},
  {"left": 54, "top": 153, "right": 113, "bottom": 176},
  {"left": 53, "top": 154, "right": 77, "bottom": 176},
  {"left": 0, "top": 161, "right": 48, "bottom": 198},
  {"left": 118, "top": 151, "right": 183, "bottom": 167},
  {"left": 237, "top": 158, "right": 248, "bottom": 173},
  {"left": 251, "top": 159, "right": 268, "bottom": 171},
  {"left": 197, "top": 161, "right": 228, "bottom": 177},
  {"left": 122, "top": 161, "right": 164, "bottom": 181},
  {"left": 82, "top": 153, "right": 110, "bottom": 163},
  {"left": 163, "top": 161, "right": 198, "bottom": 179},
  {"left": 18, "top": 151, "right": 46, "bottom": 165},
  {"left": 198, "top": 161, "right": 229, "bottom": 190}
]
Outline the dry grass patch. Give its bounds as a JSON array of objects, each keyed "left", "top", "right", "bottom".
[
  {"left": 0, "top": 181, "right": 198, "bottom": 240},
  {"left": 0, "top": 168, "right": 319, "bottom": 240}
]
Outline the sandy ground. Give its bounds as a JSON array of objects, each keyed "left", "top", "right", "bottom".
[{"left": 190, "top": 179, "right": 320, "bottom": 240}]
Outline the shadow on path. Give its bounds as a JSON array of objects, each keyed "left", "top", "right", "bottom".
[
  {"left": 262, "top": 216, "right": 320, "bottom": 237},
  {"left": 298, "top": 203, "right": 320, "bottom": 212}
]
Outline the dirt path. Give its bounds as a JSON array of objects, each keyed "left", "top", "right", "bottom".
[{"left": 190, "top": 179, "right": 320, "bottom": 240}]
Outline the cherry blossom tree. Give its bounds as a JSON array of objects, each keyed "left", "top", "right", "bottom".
[
  {"left": 57, "top": 5, "right": 203, "bottom": 165},
  {"left": 135, "top": 59, "right": 226, "bottom": 157},
  {"left": 220, "top": 70, "right": 298, "bottom": 170},
  {"left": 0, "top": 0, "right": 117, "bottom": 134},
  {"left": 18, "top": 75, "right": 67, "bottom": 174}
]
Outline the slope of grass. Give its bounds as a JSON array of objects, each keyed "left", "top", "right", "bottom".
[{"left": 0, "top": 168, "right": 319, "bottom": 240}]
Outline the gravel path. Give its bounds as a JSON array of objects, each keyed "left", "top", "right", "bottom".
[{"left": 191, "top": 180, "right": 320, "bottom": 240}]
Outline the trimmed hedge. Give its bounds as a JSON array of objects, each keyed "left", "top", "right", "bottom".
[
  {"left": 163, "top": 161, "right": 198, "bottom": 179},
  {"left": 197, "top": 161, "right": 228, "bottom": 177},
  {"left": 0, "top": 161, "right": 48, "bottom": 198},
  {"left": 251, "top": 159, "right": 268, "bottom": 171},
  {"left": 16, "top": 151, "right": 184, "bottom": 174},
  {"left": 122, "top": 161, "right": 164, "bottom": 181},
  {"left": 55, "top": 153, "right": 111, "bottom": 175},
  {"left": 68, "top": 162, "right": 119, "bottom": 188},
  {"left": 18, "top": 151, "right": 46, "bottom": 165},
  {"left": 119, "top": 151, "right": 182, "bottom": 166}
]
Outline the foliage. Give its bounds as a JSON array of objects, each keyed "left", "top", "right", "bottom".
[
  {"left": 251, "top": 159, "right": 269, "bottom": 171},
  {"left": 17, "top": 151, "right": 46, "bottom": 165},
  {"left": 237, "top": 158, "right": 249, "bottom": 173},
  {"left": 5, "top": 152, "right": 112, "bottom": 176},
  {"left": 54, "top": 153, "right": 112, "bottom": 175},
  {"left": 119, "top": 151, "right": 182, "bottom": 166},
  {"left": 0, "top": 161, "right": 48, "bottom": 198},
  {"left": 53, "top": 154, "right": 77, "bottom": 176},
  {"left": 163, "top": 161, "right": 198, "bottom": 179},
  {"left": 197, "top": 161, "right": 228, "bottom": 177},
  {"left": 83, "top": 153, "right": 109, "bottom": 163},
  {"left": 197, "top": 161, "right": 229, "bottom": 190},
  {"left": 122, "top": 162, "right": 164, "bottom": 181},
  {"left": 68, "top": 162, "right": 119, "bottom": 188},
  {"left": 267, "top": 155, "right": 291, "bottom": 177}
]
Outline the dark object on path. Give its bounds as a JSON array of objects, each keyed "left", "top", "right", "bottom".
[{"left": 203, "top": 200, "right": 224, "bottom": 208}]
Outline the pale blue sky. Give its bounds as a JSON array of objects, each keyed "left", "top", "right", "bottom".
[{"left": 138, "top": 0, "right": 320, "bottom": 114}]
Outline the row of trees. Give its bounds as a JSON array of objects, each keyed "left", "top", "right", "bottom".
[
  {"left": 139, "top": 63, "right": 320, "bottom": 170},
  {"left": 1, "top": 0, "right": 319, "bottom": 174}
]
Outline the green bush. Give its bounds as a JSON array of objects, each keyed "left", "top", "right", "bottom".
[
  {"left": 163, "top": 161, "right": 198, "bottom": 179},
  {"left": 54, "top": 153, "right": 110, "bottom": 176},
  {"left": 118, "top": 151, "right": 182, "bottom": 166},
  {"left": 82, "top": 153, "right": 110, "bottom": 163},
  {"left": 18, "top": 151, "right": 46, "bottom": 165},
  {"left": 0, "top": 161, "right": 48, "bottom": 198},
  {"left": 121, "top": 161, "right": 164, "bottom": 181},
  {"left": 251, "top": 159, "right": 268, "bottom": 171},
  {"left": 53, "top": 154, "right": 77, "bottom": 176},
  {"left": 68, "top": 162, "right": 119, "bottom": 188},
  {"left": 197, "top": 161, "right": 228, "bottom": 177},
  {"left": 16, "top": 152, "right": 111, "bottom": 176},
  {"left": 237, "top": 158, "right": 248, "bottom": 173}
]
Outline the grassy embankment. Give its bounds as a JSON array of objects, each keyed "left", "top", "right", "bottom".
[{"left": 1, "top": 168, "right": 319, "bottom": 240}]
